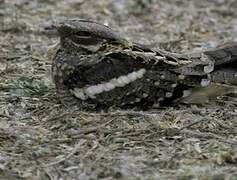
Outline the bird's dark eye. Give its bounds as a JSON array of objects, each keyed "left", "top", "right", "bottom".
[{"left": 75, "top": 31, "right": 92, "bottom": 37}]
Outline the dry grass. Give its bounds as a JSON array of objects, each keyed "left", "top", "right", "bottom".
[{"left": 0, "top": 0, "right": 237, "bottom": 179}]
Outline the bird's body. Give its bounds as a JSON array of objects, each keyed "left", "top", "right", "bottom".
[{"left": 51, "top": 19, "right": 237, "bottom": 110}]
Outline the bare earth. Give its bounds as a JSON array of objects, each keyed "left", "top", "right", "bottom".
[{"left": 0, "top": 0, "right": 237, "bottom": 179}]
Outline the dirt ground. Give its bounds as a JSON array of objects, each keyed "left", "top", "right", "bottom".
[{"left": 0, "top": 0, "right": 237, "bottom": 179}]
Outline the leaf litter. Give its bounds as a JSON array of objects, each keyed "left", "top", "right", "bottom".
[{"left": 0, "top": 0, "right": 237, "bottom": 179}]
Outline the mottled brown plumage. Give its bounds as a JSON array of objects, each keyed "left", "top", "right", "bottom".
[{"left": 50, "top": 19, "right": 237, "bottom": 110}]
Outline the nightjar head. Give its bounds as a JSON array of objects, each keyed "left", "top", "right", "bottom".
[{"left": 56, "top": 19, "right": 127, "bottom": 51}]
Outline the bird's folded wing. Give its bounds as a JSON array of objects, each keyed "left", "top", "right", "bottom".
[{"left": 204, "top": 42, "right": 237, "bottom": 66}]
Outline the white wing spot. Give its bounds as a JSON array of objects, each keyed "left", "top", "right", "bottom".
[
  {"left": 71, "top": 68, "right": 147, "bottom": 100},
  {"left": 178, "top": 74, "right": 185, "bottom": 80},
  {"left": 171, "top": 83, "right": 177, "bottom": 88},
  {"left": 182, "top": 89, "right": 192, "bottom": 98},
  {"left": 201, "top": 78, "right": 210, "bottom": 87},
  {"left": 165, "top": 92, "right": 173, "bottom": 98}
]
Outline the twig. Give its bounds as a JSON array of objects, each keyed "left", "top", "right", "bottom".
[
  {"left": 181, "top": 129, "right": 237, "bottom": 146},
  {"left": 80, "top": 110, "right": 159, "bottom": 118},
  {"left": 178, "top": 117, "right": 210, "bottom": 132},
  {"left": 68, "top": 117, "right": 117, "bottom": 137},
  {"left": 45, "top": 140, "right": 86, "bottom": 167}
]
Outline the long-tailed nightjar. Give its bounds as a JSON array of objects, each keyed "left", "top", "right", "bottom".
[{"left": 50, "top": 19, "right": 237, "bottom": 110}]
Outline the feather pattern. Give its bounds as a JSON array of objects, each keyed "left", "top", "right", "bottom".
[{"left": 50, "top": 19, "right": 237, "bottom": 110}]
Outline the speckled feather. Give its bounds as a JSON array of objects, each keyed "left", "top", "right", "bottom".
[{"left": 51, "top": 19, "right": 237, "bottom": 110}]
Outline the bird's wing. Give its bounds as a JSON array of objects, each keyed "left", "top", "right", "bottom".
[
  {"left": 204, "top": 42, "right": 237, "bottom": 67},
  {"left": 205, "top": 42, "right": 237, "bottom": 85}
]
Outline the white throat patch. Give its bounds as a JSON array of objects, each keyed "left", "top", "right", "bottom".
[{"left": 70, "top": 68, "right": 147, "bottom": 100}]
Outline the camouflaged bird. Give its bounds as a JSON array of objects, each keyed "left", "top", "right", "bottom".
[{"left": 51, "top": 19, "right": 237, "bottom": 110}]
